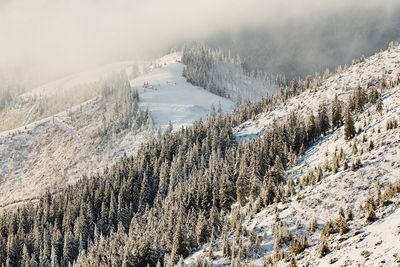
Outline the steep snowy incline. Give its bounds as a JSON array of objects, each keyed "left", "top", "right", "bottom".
[
  {"left": 234, "top": 44, "right": 400, "bottom": 140},
  {"left": 0, "top": 53, "right": 234, "bottom": 207}
]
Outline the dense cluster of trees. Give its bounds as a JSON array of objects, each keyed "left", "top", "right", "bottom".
[
  {"left": 0, "top": 82, "right": 27, "bottom": 113},
  {"left": 98, "top": 73, "right": 153, "bottom": 137},
  {"left": 182, "top": 44, "right": 284, "bottom": 103}
]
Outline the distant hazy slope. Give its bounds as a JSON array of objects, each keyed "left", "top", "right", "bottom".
[{"left": 0, "top": 60, "right": 143, "bottom": 132}]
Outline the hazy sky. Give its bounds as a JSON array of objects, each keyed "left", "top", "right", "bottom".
[{"left": 0, "top": 0, "right": 399, "bottom": 85}]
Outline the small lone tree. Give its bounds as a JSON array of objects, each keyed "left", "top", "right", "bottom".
[
  {"left": 319, "top": 238, "right": 330, "bottom": 258},
  {"left": 376, "top": 95, "right": 383, "bottom": 114}
]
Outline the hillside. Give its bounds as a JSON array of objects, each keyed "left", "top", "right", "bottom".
[
  {"left": 0, "top": 53, "right": 234, "bottom": 207},
  {"left": 0, "top": 45, "right": 399, "bottom": 267},
  {"left": 185, "top": 43, "right": 400, "bottom": 266},
  {"left": 0, "top": 61, "right": 143, "bottom": 132}
]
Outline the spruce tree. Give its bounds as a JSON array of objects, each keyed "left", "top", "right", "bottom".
[
  {"left": 220, "top": 166, "right": 234, "bottom": 212},
  {"left": 196, "top": 212, "right": 209, "bottom": 247},
  {"left": 354, "top": 84, "right": 366, "bottom": 112},
  {"left": 63, "top": 230, "right": 76, "bottom": 266},
  {"left": 331, "top": 95, "right": 343, "bottom": 129},
  {"left": 318, "top": 103, "right": 330, "bottom": 135},
  {"left": 376, "top": 95, "right": 383, "bottom": 114},
  {"left": 270, "top": 156, "right": 285, "bottom": 184},
  {"left": 344, "top": 108, "right": 356, "bottom": 140},
  {"left": 0, "top": 235, "right": 6, "bottom": 265},
  {"left": 250, "top": 173, "right": 261, "bottom": 202},
  {"left": 22, "top": 244, "right": 30, "bottom": 267},
  {"left": 208, "top": 228, "right": 216, "bottom": 260},
  {"left": 221, "top": 225, "right": 230, "bottom": 258},
  {"left": 306, "top": 113, "right": 319, "bottom": 141},
  {"left": 236, "top": 160, "right": 249, "bottom": 206}
]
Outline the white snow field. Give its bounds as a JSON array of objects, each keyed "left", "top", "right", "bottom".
[
  {"left": 131, "top": 53, "right": 233, "bottom": 129},
  {"left": 185, "top": 45, "right": 400, "bottom": 266},
  {"left": 0, "top": 53, "right": 234, "bottom": 207}
]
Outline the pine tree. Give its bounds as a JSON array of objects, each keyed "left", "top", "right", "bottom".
[
  {"left": 6, "top": 234, "right": 20, "bottom": 267},
  {"left": 220, "top": 166, "right": 234, "bottom": 212},
  {"left": 318, "top": 103, "right": 330, "bottom": 135},
  {"left": 171, "top": 213, "right": 187, "bottom": 264},
  {"left": 51, "top": 245, "right": 59, "bottom": 267},
  {"left": 344, "top": 108, "right": 355, "bottom": 140},
  {"left": 221, "top": 224, "right": 230, "bottom": 258},
  {"left": 236, "top": 159, "right": 249, "bottom": 206},
  {"left": 306, "top": 113, "right": 319, "bottom": 141},
  {"left": 22, "top": 244, "right": 30, "bottom": 267},
  {"left": 319, "top": 237, "right": 330, "bottom": 258},
  {"left": 0, "top": 235, "right": 6, "bottom": 265},
  {"left": 196, "top": 212, "right": 209, "bottom": 247},
  {"left": 365, "top": 198, "right": 377, "bottom": 223},
  {"left": 208, "top": 228, "right": 216, "bottom": 260},
  {"left": 63, "top": 230, "right": 76, "bottom": 266},
  {"left": 346, "top": 206, "right": 354, "bottom": 221},
  {"left": 332, "top": 152, "right": 339, "bottom": 174},
  {"left": 250, "top": 172, "right": 261, "bottom": 202},
  {"left": 270, "top": 156, "right": 285, "bottom": 184},
  {"left": 331, "top": 95, "right": 343, "bottom": 129},
  {"left": 337, "top": 208, "right": 349, "bottom": 234},
  {"left": 376, "top": 95, "right": 383, "bottom": 114},
  {"left": 355, "top": 84, "right": 368, "bottom": 112}
]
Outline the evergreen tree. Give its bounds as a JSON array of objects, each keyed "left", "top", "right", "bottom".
[
  {"left": 250, "top": 172, "right": 261, "bottom": 202},
  {"left": 331, "top": 95, "right": 343, "bottom": 129},
  {"left": 344, "top": 108, "right": 356, "bottom": 140},
  {"left": 376, "top": 95, "right": 383, "bottom": 114},
  {"left": 22, "top": 244, "right": 30, "bottom": 267},
  {"left": 208, "top": 228, "right": 216, "bottom": 260},
  {"left": 221, "top": 225, "right": 230, "bottom": 258},
  {"left": 63, "top": 230, "right": 76, "bottom": 266},
  {"left": 354, "top": 84, "right": 366, "bottom": 112},
  {"left": 318, "top": 103, "right": 330, "bottom": 135},
  {"left": 236, "top": 159, "right": 249, "bottom": 206},
  {"left": 171, "top": 211, "right": 189, "bottom": 263},
  {"left": 220, "top": 166, "right": 234, "bottom": 212},
  {"left": 0, "top": 235, "right": 6, "bottom": 265},
  {"left": 270, "top": 156, "right": 285, "bottom": 184},
  {"left": 6, "top": 234, "right": 20, "bottom": 267},
  {"left": 306, "top": 113, "right": 319, "bottom": 141},
  {"left": 195, "top": 212, "right": 209, "bottom": 247}
]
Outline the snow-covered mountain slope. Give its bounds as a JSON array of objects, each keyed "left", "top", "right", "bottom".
[
  {"left": 131, "top": 53, "right": 233, "bottom": 129},
  {"left": 0, "top": 53, "right": 234, "bottom": 207},
  {"left": 234, "top": 44, "right": 400, "bottom": 141},
  {"left": 185, "top": 45, "right": 400, "bottom": 266}
]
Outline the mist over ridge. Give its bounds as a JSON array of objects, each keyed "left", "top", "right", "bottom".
[{"left": 0, "top": 0, "right": 399, "bottom": 86}]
